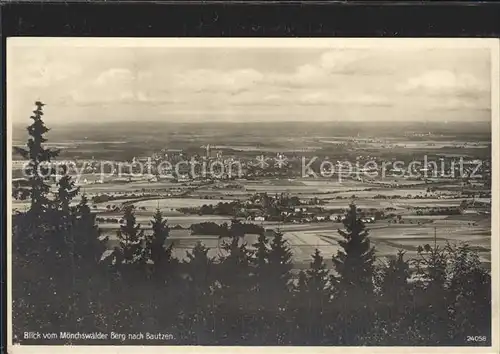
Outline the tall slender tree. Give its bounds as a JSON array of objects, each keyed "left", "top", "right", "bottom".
[
  {"left": 12, "top": 102, "right": 78, "bottom": 338},
  {"left": 114, "top": 205, "right": 147, "bottom": 266},
  {"left": 68, "top": 194, "right": 110, "bottom": 333},
  {"left": 306, "top": 249, "right": 330, "bottom": 302},
  {"left": 146, "top": 208, "right": 173, "bottom": 272},
  {"left": 180, "top": 242, "right": 216, "bottom": 343},
  {"left": 267, "top": 231, "right": 294, "bottom": 343},
  {"left": 331, "top": 204, "right": 377, "bottom": 344},
  {"left": 51, "top": 167, "right": 81, "bottom": 327},
  {"left": 375, "top": 250, "right": 413, "bottom": 344},
  {"left": 267, "top": 231, "right": 293, "bottom": 301},
  {"left": 216, "top": 235, "right": 255, "bottom": 344},
  {"left": 249, "top": 233, "right": 271, "bottom": 342},
  {"left": 54, "top": 165, "right": 80, "bottom": 223},
  {"left": 446, "top": 243, "right": 491, "bottom": 344},
  {"left": 185, "top": 242, "right": 214, "bottom": 291},
  {"left": 14, "top": 101, "right": 59, "bottom": 222},
  {"left": 412, "top": 242, "right": 452, "bottom": 344},
  {"left": 73, "top": 194, "right": 107, "bottom": 264},
  {"left": 380, "top": 250, "right": 411, "bottom": 301},
  {"left": 303, "top": 249, "right": 330, "bottom": 344},
  {"left": 251, "top": 233, "right": 269, "bottom": 291},
  {"left": 333, "top": 203, "right": 376, "bottom": 296}
]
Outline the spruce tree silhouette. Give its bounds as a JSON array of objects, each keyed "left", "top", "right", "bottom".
[
  {"left": 217, "top": 234, "right": 254, "bottom": 344},
  {"left": 376, "top": 249, "right": 413, "bottom": 344},
  {"left": 252, "top": 232, "right": 269, "bottom": 290},
  {"left": 73, "top": 194, "right": 108, "bottom": 264},
  {"left": 115, "top": 205, "right": 147, "bottom": 267},
  {"left": 14, "top": 101, "right": 59, "bottom": 223},
  {"left": 249, "top": 232, "right": 271, "bottom": 342},
  {"left": 333, "top": 203, "right": 376, "bottom": 297},
  {"left": 381, "top": 250, "right": 410, "bottom": 296},
  {"left": 181, "top": 242, "right": 216, "bottom": 343},
  {"left": 51, "top": 165, "right": 81, "bottom": 328},
  {"left": 258, "top": 231, "right": 294, "bottom": 344},
  {"left": 446, "top": 243, "right": 491, "bottom": 344},
  {"left": 304, "top": 249, "right": 330, "bottom": 344},
  {"left": 12, "top": 102, "right": 62, "bottom": 340},
  {"left": 146, "top": 208, "right": 174, "bottom": 275},
  {"left": 331, "top": 203, "right": 376, "bottom": 345},
  {"left": 54, "top": 165, "right": 80, "bottom": 228},
  {"left": 268, "top": 231, "right": 293, "bottom": 306}
]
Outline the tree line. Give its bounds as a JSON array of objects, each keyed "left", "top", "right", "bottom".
[{"left": 11, "top": 102, "right": 491, "bottom": 346}]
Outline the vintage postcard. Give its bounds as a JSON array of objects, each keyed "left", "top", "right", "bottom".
[{"left": 6, "top": 38, "right": 499, "bottom": 353}]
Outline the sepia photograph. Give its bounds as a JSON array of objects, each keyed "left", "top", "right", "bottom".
[{"left": 6, "top": 38, "right": 499, "bottom": 351}]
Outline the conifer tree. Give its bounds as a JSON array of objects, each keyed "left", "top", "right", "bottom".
[
  {"left": 181, "top": 242, "right": 216, "bottom": 342},
  {"left": 303, "top": 249, "right": 330, "bottom": 344},
  {"left": 185, "top": 242, "right": 213, "bottom": 289},
  {"left": 216, "top": 235, "right": 255, "bottom": 343},
  {"left": 412, "top": 242, "right": 449, "bottom": 344},
  {"left": 146, "top": 209, "right": 173, "bottom": 271},
  {"left": 379, "top": 250, "right": 411, "bottom": 298},
  {"left": 446, "top": 243, "right": 491, "bottom": 343},
  {"left": 55, "top": 166, "right": 80, "bottom": 212},
  {"left": 218, "top": 236, "right": 254, "bottom": 295},
  {"left": 296, "top": 270, "right": 309, "bottom": 293},
  {"left": 51, "top": 167, "right": 81, "bottom": 327},
  {"left": 105, "top": 206, "right": 149, "bottom": 332},
  {"left": 306, "top": 249, "right": 330, "bottom": 302},
  {"left": 252, "top": 233, "right": 269, "bottom": 291},
  {"left": 11, "top": 103, "right": 81, "bottom": 336},
  {"left": 54, "top": 165, "right": 80, "bottom": 230},
  {"left": 333, "top": 203, "right": 376, "bottom": 296},
  {"left": 115, "top": 205, "right": 147, "bottom": 266},
  {"left": 249, "top": 233, "right": 271, "bottom": 341},
  {"left": 14, "top": 101, "right": 59, "bottom": 222},
  {"left": 290, "top": 270, "right": 309, "bottom": 344},
  {"left": 376, "top": 250, "right": 413, "bottom": 344},
  {"left": 73, "top": 194, "right": 107, "bottom": 264},
  {"left": 266, "top": 231, "right": 294, "bottom": 343},
  {"left": 67, "top": 194, "right": 110, "bottom": 333},
  {"left": 415, "top": 243, "right": 447, "bottom": 287},
  {"left": 267, "top": 231, "right": 293, "bottom": 302}
]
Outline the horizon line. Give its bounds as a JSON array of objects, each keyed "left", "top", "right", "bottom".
[{"left": 11, "top": 119, "right": 492, "bottom": 127}]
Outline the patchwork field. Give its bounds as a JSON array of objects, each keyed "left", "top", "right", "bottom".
[
  {"left": 13, "top": 175, "right": 491, "bottom": 268},
  {"left": 100, "top": 213, "right": 491, "bottom": 268}
]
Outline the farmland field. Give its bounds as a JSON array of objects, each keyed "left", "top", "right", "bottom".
[
  {"left": 331, "top": 188, "right": 437, "bottom": 198},
  {"left": 82, "top": 170, "right": 491, "bottom": 269},
  {"left": 133, "top": 197, "right": 238, "bottom": 209},
  {"left": 98, "top": 210, "right": 491, "bottom": 267},
  {"left": 77, "top": 180, "right": 186, "bottom": 194}
]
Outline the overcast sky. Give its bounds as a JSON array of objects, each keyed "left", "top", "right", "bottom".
[{"left": 8, "top": 39, "right": 493, "bottom": 124}]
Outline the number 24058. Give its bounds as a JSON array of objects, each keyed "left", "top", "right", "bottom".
[{"left": 466, "top": 336, "right": 487, "bottom": 342}]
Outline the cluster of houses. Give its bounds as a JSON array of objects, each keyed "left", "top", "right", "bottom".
[
  {"left": 242, "top": 192, "right": 378, "bottom": 224},
  {"left": 251, "top": 211, "right": 377, "bottom": 224}
]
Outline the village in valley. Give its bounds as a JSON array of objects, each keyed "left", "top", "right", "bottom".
[{"left": 12, "top": 120, "right": 493, "bottom": 269}]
